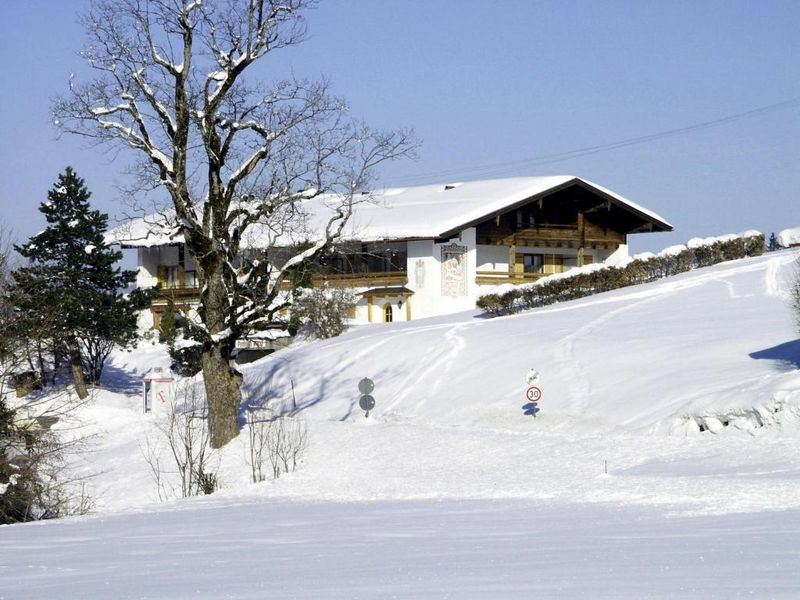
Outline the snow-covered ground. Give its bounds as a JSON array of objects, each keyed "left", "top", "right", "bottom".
[
  {"left": 3, "top": 247, "right": 800, "bottom": 598},
  {"left": 3, "top": 498, "right": 799, "bottom": 599}
]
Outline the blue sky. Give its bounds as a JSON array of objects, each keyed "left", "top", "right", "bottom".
[{"left": 0, "top": 0, "right": 797, "bottom": 253}]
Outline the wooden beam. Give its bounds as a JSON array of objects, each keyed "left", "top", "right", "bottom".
[{"left": 577, "top": 211, "right": 585, "bottom": 267}]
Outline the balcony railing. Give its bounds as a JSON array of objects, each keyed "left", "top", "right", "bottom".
[
  {"left": 156, "top": 284, "right": 201, "bottom": 301},
  {"left": 475, "top": 270, "right": 547, "bottom": 285},
  {"left": 313, "top": 271, "right": 408, "bottom": 287},
  {"left": 153, "top": 272, "right": 409, "bottom": 303}
]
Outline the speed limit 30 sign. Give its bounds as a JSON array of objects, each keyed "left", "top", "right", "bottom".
[{"left": 525, "top": 386, "right": 542, "bottom": 403}]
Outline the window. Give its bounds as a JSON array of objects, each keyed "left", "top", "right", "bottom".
[
  {"left": 383, "top": 303, "right": 393, "bottom": 323},
  {"left": 515, "top": 207, "right": 537, "bottom": 229},
  {"left": 522, "top": 254, "right": 544, "bottom": 273},
  {"left": 157, "top": 265, "right": 183, "bottom": 288},
  {"left": 562, "top": 256, "right": 578, "bottom": 271},
  {"left": 184, "top": 270, "right": 198, "bottom": 288}
]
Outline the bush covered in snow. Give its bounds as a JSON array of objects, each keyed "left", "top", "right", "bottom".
[
  {"left": 477, "top": 232, "right": 765, "bottom": 316},
  {"left": 291, "top": 284, "right": 356, "bottom": 340}
]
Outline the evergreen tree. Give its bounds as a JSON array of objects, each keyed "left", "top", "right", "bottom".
[
  {"left": 8, "top": 167, "right": 150, "bottom": 397},
  {"left": 767, "top": 232, "right": 781, "bottom": 252}
]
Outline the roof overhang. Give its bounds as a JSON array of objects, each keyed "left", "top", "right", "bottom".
[{"left": 358, "top": 286, "right": 414, "bottom": 297}]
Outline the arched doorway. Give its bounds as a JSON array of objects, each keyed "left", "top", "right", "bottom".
[{"left": 382, "top": 302, "right": 393, "bottom": 323}]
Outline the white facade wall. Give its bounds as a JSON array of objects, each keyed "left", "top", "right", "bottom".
[
  {"left": 401, "top": 227, "right": 479, "bottom": 320},
  {"left": 136, "top": 234, "right": 632, "bottom": 327},
  {"left": 601, "top": 243, "right": 629, "bottom": 265},
  {"left": 137, "top": 247, "right": 165, "bottom": 287}
]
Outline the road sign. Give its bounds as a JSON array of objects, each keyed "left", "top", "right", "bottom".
[
  {"left": 525, "top": 386, "right": 542, "bottom": 403},
  {"left": 358, "top": 377, "right": 375, "bottom": 395},
  {"left": 359, "top": 395, "right": 375, "bottom": 411}
]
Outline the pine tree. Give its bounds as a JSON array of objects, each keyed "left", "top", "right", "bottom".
[
  {"left": 9, "top": 167, "right": 150, "bottom": 397},
  {"left": 767, "top": 232, "right": 781, "bottom": 252}
]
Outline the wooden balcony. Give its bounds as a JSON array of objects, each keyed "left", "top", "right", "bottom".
[
  {"left": 312, "top": 271, "right": 408, "bottom": 288},
  {"left": 156, "top": 285, "right": 201, "bottom": 302},
  {"left": 475, "top": 270, "right": 547, "bottom": 285}
]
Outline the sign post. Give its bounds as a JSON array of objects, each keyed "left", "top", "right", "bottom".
[
  {"left": 524, "top": 369, "right": 542, "bottom": 418},
  {"left": 358, "top": 377, "right": 375, "bottom": 418}
]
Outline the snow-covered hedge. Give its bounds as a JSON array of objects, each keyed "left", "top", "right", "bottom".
[
  {"left": 477, "top": 231, "right": 765, "bottom": 317},
  {"left": 777, "top": 226, "right": 800, "bottom": 248}
]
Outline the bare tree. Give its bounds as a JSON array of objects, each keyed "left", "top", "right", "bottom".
[
  {"left": 143, "top": 383, "right": 218, "bottom": 499},
  {"left": 54, "top": 0, "right": 417, "bottom": 447},
  {"left": 244, "top": 406, "right": 270, "bottom": 483},
  {"left": 244, "top": 406, "right": 307, "bottom": 482}
]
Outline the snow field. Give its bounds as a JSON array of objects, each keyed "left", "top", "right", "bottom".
[
  {"left": 57, "top": 248, "right": 800, "bottom": 516},
  {"left": 2, "top": 498, "right": 798, "bottom": 599},
  {"left": 3, "top": 247, "right": 800, "bottom": 598}
]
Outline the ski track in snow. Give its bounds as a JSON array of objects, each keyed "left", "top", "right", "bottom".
[
  {"left": 548, "top": 261, "right": 756, "bottom": 417},
  {"left": 552, "top": 294, "right": 661, "bottom": 416},
  {"left": 764, "top": 252, "right": 795, "bottom": 299},
  {"left": 396, "top": 321, "right": 468, "bottom": 414}
]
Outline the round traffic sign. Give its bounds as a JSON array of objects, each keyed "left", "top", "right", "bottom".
[
  {"left": 359, "top": 394, "right": 375, "bottom": 411},
  {"left": 358, "top": 377, "right": 375, "bottom": 395},
  {"left": 525, "top": 386, "right": 542, "bottom": 402}
]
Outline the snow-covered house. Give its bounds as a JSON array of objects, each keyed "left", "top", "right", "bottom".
[{"left": 109, "top": 176, "right": 671, "bottom": 327}]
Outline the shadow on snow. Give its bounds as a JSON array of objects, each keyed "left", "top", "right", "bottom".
[{"left": 749, "top": 339, "right": 800, "bottom": 371}]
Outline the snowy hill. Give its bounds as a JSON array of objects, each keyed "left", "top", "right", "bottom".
[
  {"left": 4, "top": 247, "right": 800, "bottom": 599},
  {"left": 247, "top": 248, "right": 800, "bottom": 435},
  {"left": 72, "top": 248, "right": 800, "bottom": 512}
]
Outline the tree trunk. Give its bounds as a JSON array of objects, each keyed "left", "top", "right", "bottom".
[
  {"left": 194, "top": 235, "right": 245, "bottom": 448},
  {"left": 67, "top": 340, "right": 88, "bottom": 400},
  {"left": 201, "top": 343, "right": 242, "bottom": 449}
]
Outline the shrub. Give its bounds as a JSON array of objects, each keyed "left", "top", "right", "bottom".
[
  {"left": 291, "top": 284, "right": 356, "bottom": 339},
  {"left": 477, "top": 232, "right": 765, "bottom": 317},
  {"left": 476, "top": 293, "right": 503, "bottom": 316}
]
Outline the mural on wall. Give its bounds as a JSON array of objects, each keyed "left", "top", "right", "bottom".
[
  {"left": 414, "top": 259, "right": 425, "bottom": 288},
  {"left": 440, "top": 243, "right": 467, "bottom": 297}
]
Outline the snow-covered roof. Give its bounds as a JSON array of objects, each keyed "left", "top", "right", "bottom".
[{"left": 107, "top": 176, "right": 672, "bottom": 248}]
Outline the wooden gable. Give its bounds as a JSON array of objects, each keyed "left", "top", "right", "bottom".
[{"left": 474, "top": 180, "right": 665, "bottom": 249}]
